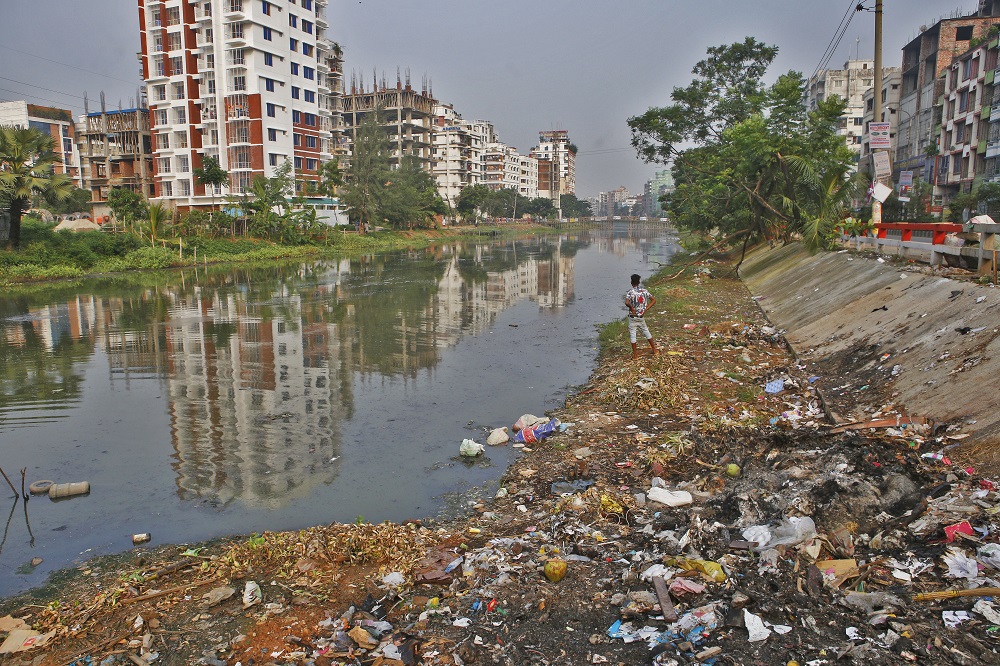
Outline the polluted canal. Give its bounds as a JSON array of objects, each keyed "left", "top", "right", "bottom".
[{"left": 0, "top": 225, "right": 679, "bottom": 598}]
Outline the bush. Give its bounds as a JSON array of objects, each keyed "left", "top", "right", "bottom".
[{"left": 122, "top": 246, "right": 177, "bottom": 270}]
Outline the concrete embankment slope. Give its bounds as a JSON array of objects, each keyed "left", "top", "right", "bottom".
[{"left": 739, "top": 243, "right": 1000, "bottom": 447}]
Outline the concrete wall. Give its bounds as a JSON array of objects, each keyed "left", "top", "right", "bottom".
[{"left": 740, "top": 243, "right": 1000, "bottom": 445}]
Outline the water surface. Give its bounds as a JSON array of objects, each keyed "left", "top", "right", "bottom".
[{"left": 0, "top": 225, "right": 677, "bottom": 597}]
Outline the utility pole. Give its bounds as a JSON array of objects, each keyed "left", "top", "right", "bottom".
[{"left": 872, "top": 0, "right": 884, "bottom": 225}]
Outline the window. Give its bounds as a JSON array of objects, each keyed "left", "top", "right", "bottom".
[
  {"left": 168, "top": 32, "right": 182, "bottom": 51},
  {"left": 306, "top": 158, "right": 317, "bottom": 170},
  {"left": 291, "top": 86, "right": 300, "bottom": 99},
  {"left": 261, "top": 0, "right": 270, "bottom": 14},
  {"left": 853, "top": 117, "right": 863, "bottom": 126},
  {"left": 294, "top": 156, "right": 303, "bottom": 169},
  {"left": 291, "top": 62, "right": 299, "bottom": 75},
  {"left": 304, "top": 89, "right": 315, "bottom": 103},
  {"left": 302, "top": 0, "right": 312, "bottom": 9},
  {"left": 158, "top": 157, "right": 172, "bottom": 173},
  {"left": 263, "top": 26, "right": 273, "bottom": 40},
  {"left": 207, "top": 78, "right": 216, "bottom": 94},
  {"left": 289, "top": 14, "right": 298, "bottom": 27},
  {"left": 177, "top": 155, "right": 190, "bottom": 172},
  {"left": 174, "top": 107, "right": 186, "bottom": 124},
  {"left": 302, "top": 20, "right": 312, "bottom": 34},
  {"left": 153, "top": 35, "right": 164, "bottom": 52},
  {"left": 302, "top": 43, "right": 313, "bottom": 56},
  {"left": 305, "top": 135, "right": 317, "bottom": 148},
  {"left": 157, "top": 133, "right": 170, "bottom": 149},
  {"left": 233, "top": 74, "right": 247, "bottom": 91},
  {"left": 956, "top": 25, "right": 974, "bottom": 41},
  {"left": 181, "top": 179, "right": 191, "bottom": 196},
  {"left": 173, "top": 131, "right": 188, "bottom": 148},
  {"left": 267, "top": 128, "right": 277, "bottom": 141},
  {"left": 293, "top": 133, "right": 302, "bottom": 146},
  {"left": 303, "top": 112, "right": 316, "bottom": 126},
  {"left": 154, "top": 85, "right": 167, "bottom": 101},
  {"left": 292, "top": 110, "right": 301, "bottom": 123},
  {"left": 156, "top": 109, "right": 168, "bottom": 125},
  {"left": 264, "top": 52, "right": 273, "bottom": 66},
  {"left": 290, "top": 38, "right": 298, "bottom": 51},
  {"left": 303, "top": 66, "right": 314, "bottom": 80},
  {"left": 266, "top": 102, "right": 277, "bottom": 117},
  {"left": 166, "top": 6, "right": 181, "bottom": 25},
  {"left": 264, "top": 77, "right": 275, "bottom": 92},
  {"left": 162, "top": 181, "right": 173, "bottom": 196},
  {"left": 269, "top": 153, "right": 280, "bottom": 166},
  {"left": 170, "top": 56, "right": 183, "bottom": 75},
  {"left": 173, "top": 82, "right": 185, "bottom": 98}
]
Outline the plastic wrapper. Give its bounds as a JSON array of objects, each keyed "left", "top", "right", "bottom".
[
  {"left": 512, "top": 418, "right": 560, "bottom": 444},
  {"left": 512, "top": 414, "right": 547, "bottom": 432}
]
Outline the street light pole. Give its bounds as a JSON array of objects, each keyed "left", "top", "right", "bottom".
[{"left": 872, "top": 0, "right": 885, "bottom": 225}]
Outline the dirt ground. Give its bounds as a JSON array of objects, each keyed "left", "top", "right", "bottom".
[{"left": 2, "top": 259, "right": 999, "bottom": 666}]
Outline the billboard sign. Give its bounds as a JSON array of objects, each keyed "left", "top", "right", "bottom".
[{"left": 870, "top": 122, "right": 891, "bottom": 149}]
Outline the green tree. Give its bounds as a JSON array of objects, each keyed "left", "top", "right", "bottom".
[
  {"left": 559, "top": 193, "right": 592, "bottom": 217},
  {"left": 40, "top": 185, "right": 92, "bottom": 215},
  {"left": 106, "top": 188, "right": 149, "bottom": 233},
  {"left": 456, "top": 184, "right": 491, "bottom": 222},
  {"left": 193, "top": 155, "right": 230, "bottom": 211},
  {"left": 343, "top": 111, "right": 391, "bottom": 226},
  {"left": 316, "top": 158, "right": 344, "bottom": 197},
  {"left": 628, "top": 38, "right": 856, "bottom": 260},
  {"left": 143, "top": 202, "right": 169, "bottom": 246},
  {"left": 234, "top": 159, "right": 294, "bottom": 238},
  {"left": 0, "top": 126, "right": 74, "bottom": 249},
  {"left": 381, "top": 156, "right": 447, "bottom": 229}
]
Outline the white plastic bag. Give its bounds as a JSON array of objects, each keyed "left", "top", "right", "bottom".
[
  {"left": 646, "top": 487, "right": 693, "bottom": 507},
  {"left": 460, "top": 439, "right": 485, "bottom": 457},
  {"left": 486, "top": 427, "right": 510, "bottom": 446},
  {"left": 768, "top": 516, "right": 816, "bottom": 548},
  {"left": 512, "top": 414, "right": 547, "bottom": 432}
]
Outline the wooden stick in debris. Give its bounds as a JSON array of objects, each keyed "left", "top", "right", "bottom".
[
  {"left": 914, "top": 587, "right": 1000, "bottom": 602},
  {"left": 120, "top": 575, "right": 223, "bottom": 605},
  {"left": 651, "top": 576, "right": 679, "bottom": 622},
  {"left": 0, "top": 465, "right": 18, "bottom": 497},
  {"left": 20, "top": 468, "right": 27, "bottom": 500}
]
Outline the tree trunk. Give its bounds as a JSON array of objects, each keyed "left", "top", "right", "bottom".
[{"left": 6, "top": 199, "right": 26, "bottom": 250}]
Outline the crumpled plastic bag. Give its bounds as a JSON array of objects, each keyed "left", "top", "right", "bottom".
[
  {"left": 942, "top": 547, "right": 981, "bottom": 581},
  {"left": 242, "top": 582, "right": 262, "bottom": 608},
  {"left": 675, "top": 558, "right": 727, "bottom": 583},
  {"left": 978, "top": 543, "right": 1000, "bottom": 570},
  {"left": 512, "top": 418, "right": 560, "bottom": 444},
  {"left": 381, "top": 571, "right": 405, "bottom": 588},
  {"left": 744, "top": 610, "right": 771, "bottom": 641},
  {"left": 460, "top": 439, "right": 485, "bottom": 457},
  {"left": 647, "top": 487, "right": 693, "bottom": 507},
  {"left": 486, "top": 427, "right": 509, "bottom": 446},
  {"left": 512, "top": 414, "right": 547, "bottom": 432},
  {"left": 768, "top": 516, "right": 817, "bottom": 548}
]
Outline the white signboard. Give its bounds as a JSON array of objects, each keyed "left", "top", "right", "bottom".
[
  {"left": 872, "top": 182, "right": 893, "bottom": 203},
  {"left": 872, "top": 151, "right": 892, "bottom": 180},
  {"left": 870, "top": 122, "right": 891, "bottom": 149}
]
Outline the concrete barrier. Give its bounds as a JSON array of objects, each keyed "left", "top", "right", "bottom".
[{"left": 739, "top": 242, "right": 1000, "bottom": 447}]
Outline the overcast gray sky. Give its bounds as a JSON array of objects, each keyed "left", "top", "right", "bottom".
[{"left": 0, "top": 0, "right": 979, "bottom": 196}]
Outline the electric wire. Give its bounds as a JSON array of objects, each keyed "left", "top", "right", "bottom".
[
  {"left": 811, "top": 0, "right": 860, "bottom": 79},
  {"left": 0, "top": 86, "right": 84, "bottom": 112},
  {"left": 0, "top": 44, "right": 140, "bottom": 87},
  {"left": 0, "top": 76, "right": 86, "bottom": 101}
]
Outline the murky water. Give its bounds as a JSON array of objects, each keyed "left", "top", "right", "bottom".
[{"left": 0, "top": 225, "right": 678, "bottom": 597}]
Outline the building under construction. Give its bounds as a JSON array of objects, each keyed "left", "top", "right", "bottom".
[
  {"left": 343, "top": 71, "right": 436, "bottom": 169},
  {"left": 78, "top": 93, "right": 154, "bottom": 222}
]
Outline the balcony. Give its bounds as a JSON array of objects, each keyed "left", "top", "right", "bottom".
[
  {"left": 195, "top": 8, "right": 212, "bottom": 23},
  {"left": 223, "top": 1, "right": 246, "bottom": 18}
]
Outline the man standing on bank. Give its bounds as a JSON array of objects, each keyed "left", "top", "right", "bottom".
[{"left": 625, "top": 273, "right": 658, "bottom": 360}]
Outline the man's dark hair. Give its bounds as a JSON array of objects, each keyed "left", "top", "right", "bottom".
[{"left": 630, "top": 274, "right": 641, "bottom": 286}]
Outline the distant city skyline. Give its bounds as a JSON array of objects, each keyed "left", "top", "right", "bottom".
[{"left": 0, "top": 0, "right": 981, "bottom": 196}]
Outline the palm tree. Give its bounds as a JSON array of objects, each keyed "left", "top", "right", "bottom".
[
  {"left": 145, "top": 202, "right": 169, "bottom": 246},
  {"left": 783, "top": 155, "right": 867, "bottom": 252},
  {"left": 0, "top": 126, "right": 74, "bottom": 249}
]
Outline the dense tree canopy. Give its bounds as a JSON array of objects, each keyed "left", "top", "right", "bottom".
[{"left": 628, "top": 37, "right": 863, "bottom": 255}]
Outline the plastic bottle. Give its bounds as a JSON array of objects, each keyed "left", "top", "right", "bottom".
[{"left": 48, "top": 482, "right": 90, "bottom": 499}]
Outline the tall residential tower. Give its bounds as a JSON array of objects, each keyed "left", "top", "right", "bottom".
[{"left": 137, "top": 0, "right": 341, "bottom": 209}]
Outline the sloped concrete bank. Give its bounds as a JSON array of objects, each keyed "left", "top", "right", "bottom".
[{"left": 739, "top": 243, "right": 1000, "bottom": 449}]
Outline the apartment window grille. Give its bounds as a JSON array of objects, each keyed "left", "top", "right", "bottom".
[
  {"left": 151, "top": 10, "right": 162, "bottom": 27},
  {"left": 232, "top": 148, "right": 251, "bottom": 169},
  {"left": 162, "top": 181, "right": 173, "bottom": 196},
  {"left": 155, "top": 85, "right": 167, "bottom": 101},
  {"left": 167, "top": 32, "right": 182, "bottom": 51},
  {"left": 158, "top": 158, "right": 172, "bottom": 173},
  {"left": 177, "top": 156, "right": 190, "bottom": 172},
  {"left": 232, "top": 75, "right": 247, "bottom": 91},
  {"left": 228, "top": 22, "right": 245, "bottom": 39},
  {"left": 174, "top": 108, "right": 187, "bottom": 124},
  {"left": 228, "top": 48, "right": 245, "bottom": 65},
  {"left": 180, "top": 179, "right": 191, "bottom": 196},
  {"left": 166, "top": 7, "right": 181, "bottom": 25},
  {"left": 156, "top": 109, "right": 168, "bottom": 125},
  {"left": 269, "top": 153, "right": 280, "bottom": 166},
  {"left": 153, "top": 36, "right": 164, "bottom": 52},
  {"left": 157, "top": 133, "right": 170, "bottom": 149},
  {"left": 170, "top": 56, "right": 183, "bottom": 75},
  {"left": 173, "top": 82, "right": 185, "bottom": 99},
  {"left": 229, "top": 0, "right": 244, "bottom": 12}
]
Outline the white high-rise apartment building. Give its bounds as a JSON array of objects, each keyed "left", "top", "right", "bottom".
[
  {"left": 138, "top": 0, "right": 339, "bottom": 208},
  {"left": 530, "top": 130, "right": 576, "bottom": 196}
]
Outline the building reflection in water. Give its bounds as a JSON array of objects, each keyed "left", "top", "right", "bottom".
[{"left": 0, "top": 234, "right": 597, "bottom": 508}]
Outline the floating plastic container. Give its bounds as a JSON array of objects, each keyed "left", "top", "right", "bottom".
[{"left": 48, "top": 482, "right": 90, "bottom": 499}]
